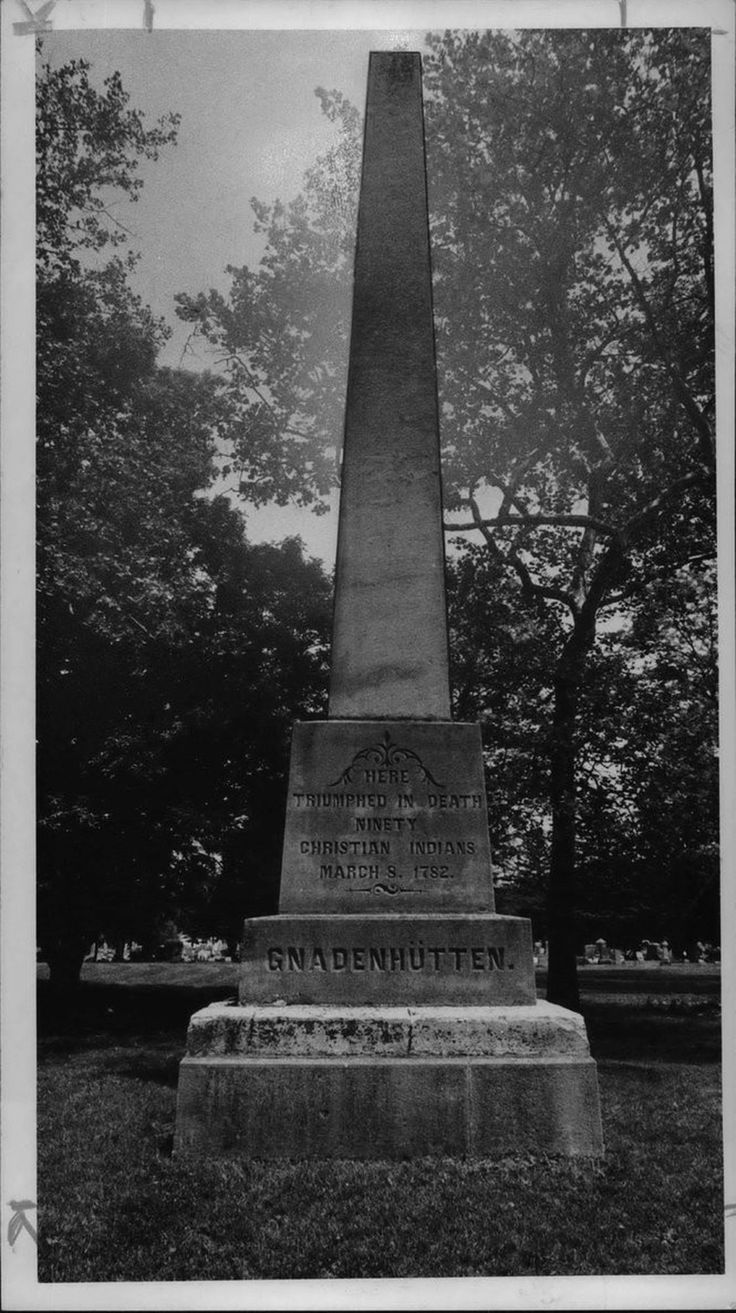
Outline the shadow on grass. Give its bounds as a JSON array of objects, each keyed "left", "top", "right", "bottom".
[
  {"left": 37, "top": 978, "right": 235, "bottom": 1088},
  {"left": 37, "top": 977, "right": 236, "bottom": 1043},
  {"left": 537, "top": 965, "right": 721, "bottom": 996},
  {"left": 585, "top": 1002, "right": 721, "bottom": 1065},
  {"left": 38, "top": 973, "right": 722, "bottom": 1075}
]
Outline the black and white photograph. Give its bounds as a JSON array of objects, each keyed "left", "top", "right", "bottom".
[{"left": 1, "top": 0, "right": 734, "bottom": 1308}]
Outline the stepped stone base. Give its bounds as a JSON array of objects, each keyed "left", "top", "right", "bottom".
[{"left": 174, "top": 1002, "right": 604, "bottom": 1159}]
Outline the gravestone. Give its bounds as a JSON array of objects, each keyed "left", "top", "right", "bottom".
[{"left": 175, "top": 52, "right": 603, "bottom": 1159}]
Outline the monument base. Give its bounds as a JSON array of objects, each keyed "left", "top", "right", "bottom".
[{"left": 175, "top": 1002, "right": 603, "bottom": 1159}]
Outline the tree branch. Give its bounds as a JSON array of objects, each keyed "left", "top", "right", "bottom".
[
  {"left": 215, "top": 351, "right": 314, "bottom": 442},
  {"left": 454, "top": 496, "right": 579, "bottom": 617},
  {"left": 605, "top": 219, "right": 715, "bottom": 470},
  {"left": 620, "top": 469, "right": 710, "bottom": 546},
  {"left": 576, "top": 469, "right": 712, "bottom": 628},
  {"left": 692, "top": 149, "right": 714, "bottom": 311},
  {"left": 445, "top": 511, "right": 619, "bottom": 538},
  {"left": 497, "top": 446, "right": 542, "bottom": 517},
  {"left": 129, "top": 613, "right": 154, "bottom": 639},
  {"left": 577, "top": 319, "right": 622, "bottom": 390},
  {"left": 98, "top": 204, "right": 138, "bottom": 240}
]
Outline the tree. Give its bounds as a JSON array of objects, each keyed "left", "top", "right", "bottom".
[
  {"left": 597, "top": 560, "right": 719, "bottom": 951},
  {"left": 38, "top": 437, "right": 331, "bottom": 984},
  {"left": 38, "top": 510, "right": 332, "bottom": 979},
  {"left": 446, "top": 543, "right": 556, "bottom": 919},
  {"left": 447, "top": 545, "right": 719, "bottom": 955},
  {"left": 424, "top": 29, "right": 715, "bottom": 1005},
  {"left": 37, "top": 52, "right": 180, "bottom": 275},
  {"left": 36, "top": 55, "right": 332, "bottom": 985}
]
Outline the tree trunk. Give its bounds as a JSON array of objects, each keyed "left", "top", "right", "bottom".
[
  {"left": 545, "top": 629, "right": 587, "bottom": 1011},
  {"left": 45, "top": 937, "right": 88, "bottom": 992},
  {"left": 226, "top": 935, "right": 241, "bottom": 962}
]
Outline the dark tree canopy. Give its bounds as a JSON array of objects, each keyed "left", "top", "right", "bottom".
[
  {"left": 36, "top": 54, "right": 332, "bottom": 984},
  {"left": 447, "top": 547, "right": 719, "bottom": 949}
]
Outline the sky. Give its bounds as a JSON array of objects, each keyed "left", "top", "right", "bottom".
[{"left": 39, "top": 28, "right": 437, "bottom": 563}]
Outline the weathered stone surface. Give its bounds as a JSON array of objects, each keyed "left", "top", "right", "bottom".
[
  {"left": 239, "top": 914, "right": 534, "bottom": 1006},
  {"left": 407, "top": 1003, "right": 590, "bottom": 1058},
  {"left": 328, "top": 52, "right": 450, "bottom": 722},
  {"left": 175, "top": 1052, "right": 604, "bottom": 1159},
  {"left": 185, "top": 1000, "right": 592, "bottom": 1060},
  {"left": 466, "top": 1059, "right": 604, "bottom": 1157},
  {"left": 279, "top": 721, "right": 495, "bottom": 914}
]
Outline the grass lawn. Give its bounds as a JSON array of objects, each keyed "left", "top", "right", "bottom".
[{"left": 37, "top": 964, "right": 723, "bottom": 1282}]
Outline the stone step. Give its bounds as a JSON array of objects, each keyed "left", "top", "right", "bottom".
[
  {"left": 186, "top": 1000, "right": 593, "bottom": 1060},
  {"left": 175, "top": 1047, "right": 604, "bottom": 1159}
]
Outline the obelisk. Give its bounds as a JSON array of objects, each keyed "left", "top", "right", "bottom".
[
  {"left": 175, "top": 53, "right": 603, "bottom": 1160},
  {"left": 329, "top": 52, "right": 450, "bottom": 721}
]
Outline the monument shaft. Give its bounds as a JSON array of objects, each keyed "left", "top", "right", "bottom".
[{"left": 329, "top": 52, "right": 450, "bottom": 721}]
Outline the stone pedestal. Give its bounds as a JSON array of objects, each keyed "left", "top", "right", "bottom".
[
  {"left": 174, "top": 723, "right": 604, "bottom": 1159},
  {"left": 175, "top": 1002, "right": 603, "bottom": 1158}
]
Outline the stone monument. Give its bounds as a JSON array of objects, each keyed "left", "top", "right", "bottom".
[{"left": 175, "top": 52, "right": 603, "bottom": 1159}]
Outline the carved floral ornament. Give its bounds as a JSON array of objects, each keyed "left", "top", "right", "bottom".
[{"left": 329, "top": 730, "right": 446, "bottom": 790}]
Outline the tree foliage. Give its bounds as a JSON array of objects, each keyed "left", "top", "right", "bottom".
[
  {"left": 37, "top": 54, "right": 180, "bottom": 274},
  {"left": 426, "top": 29, "right": 715, "bottom": 1003},
  {"left": 177, "top": 88, "right": 361, "bottom": 510},
  {"left": 428, "top": 28, "right": 714, "bottom": 597},
  {"left": 447, "top": 548, "right": 719, "bottom": 949},
  {"left": 36, "top": 55, "right": 332, "bottom": 983}
]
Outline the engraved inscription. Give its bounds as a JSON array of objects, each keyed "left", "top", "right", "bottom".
[
  {"left": 411, "top": 840, "right": 476, "bottom": 854},
  {"left": 319, "top": 864, "right": 383, "bottom": 880},
  {"left": 266, "top": 944, "right": 509, "bottom": 972},
  {"left": 355, "top": 817, "right": 415, "bottom": 831},
  {"left": 293, "top": 793, "right": 388, "bottom": 807},
  {"left": 428, "top": 794, "right": 482, "bottom": 809},
  {"left": 281, "top": 724, "right": 495, "bottom": 909},
  {"left": 288, "top": 749, "right": 487, "bottom": 893},
  {"left": 302, "top": 840, "right": 390, "bottom": 855},
  {"left": 329, "top": 730, "right": 445, "bottom": 789}
]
